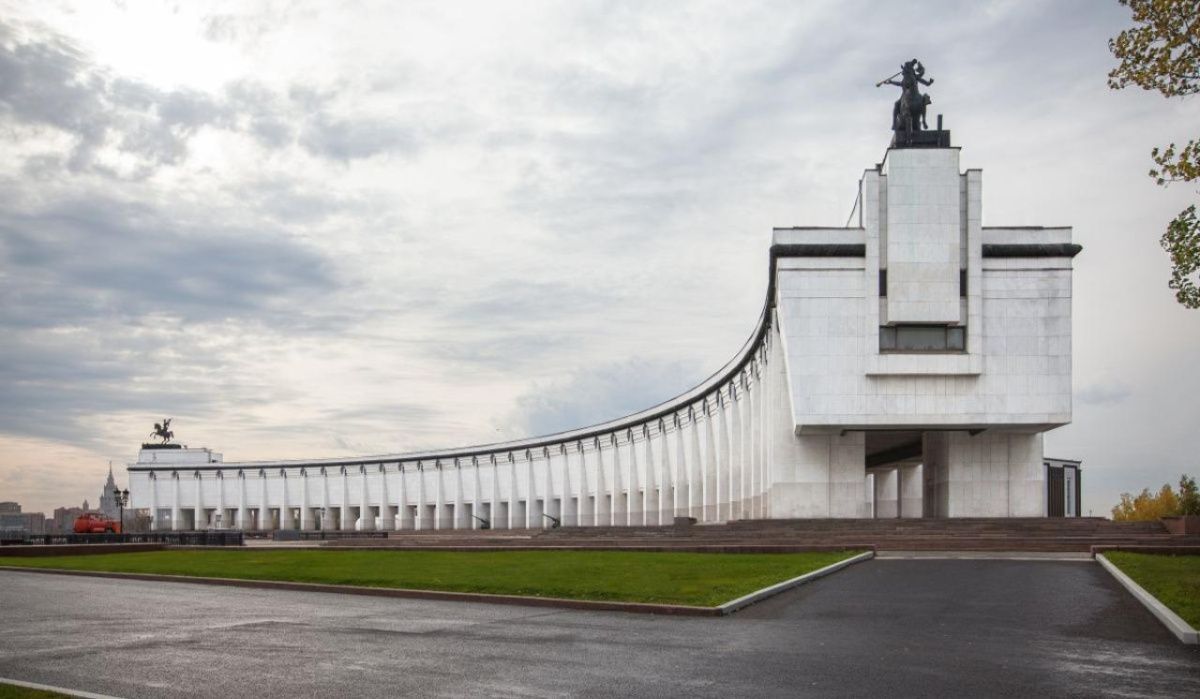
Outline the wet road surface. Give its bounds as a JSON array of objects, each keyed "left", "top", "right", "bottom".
[{"left": 1, "top": 559, "right": 1197, "bottom": 698}]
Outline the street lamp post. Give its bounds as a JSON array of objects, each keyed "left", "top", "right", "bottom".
[{"left": 112, "top": 487, "right": 129, "bottom": 535}]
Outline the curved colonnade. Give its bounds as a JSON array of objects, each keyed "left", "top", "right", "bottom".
[{"left": 138, "top": 254, "right": 791, "bottom": 532}]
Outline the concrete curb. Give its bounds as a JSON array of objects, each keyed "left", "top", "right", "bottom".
[
  {"left": 0, "top": 676, "right": 124, "bottom": 699},
  {"left": 1095, "top": 553, "right": 1198, "bottom": 645},
  {"left": 717, "top": 550, "right": 875, "bottom": 615},
  {"left": 0, "top": 550, "right": 870, "bottom": 618}
]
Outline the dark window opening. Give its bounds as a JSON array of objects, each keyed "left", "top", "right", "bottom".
[
  {"left": 959, "top": 269, "right": 967, "bottom": 297},
  {"left": 879, "top": 325, "right": 966, "bottom": 352},
  {"left": 879, "top": 269, "right": 887, "bottom": 297}
]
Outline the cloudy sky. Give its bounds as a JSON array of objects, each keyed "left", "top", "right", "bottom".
[{"left": 1, "top": 1, "right": 1196, "bottom": 517}]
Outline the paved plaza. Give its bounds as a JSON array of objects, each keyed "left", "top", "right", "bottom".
[{"left": 2, "top": 560, "right": 1197, "bottom": 698}]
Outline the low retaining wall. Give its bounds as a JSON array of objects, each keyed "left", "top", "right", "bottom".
[
  {"left": 1161, "top": 516, "right": 1200, "bottom": 536},
  {"left": 315, "top": 543, "right": 877, "bottom": 554},
  {"left": 0, "top": 543, "right": 166, "bottom": 557}
]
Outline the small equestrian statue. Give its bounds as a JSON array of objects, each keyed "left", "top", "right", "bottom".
[
  {"left": 151, "top": 418, "right": 175, "bottom": 444},
  {"left": 877, "top": 59, "right": 934, "bottom": 140}
]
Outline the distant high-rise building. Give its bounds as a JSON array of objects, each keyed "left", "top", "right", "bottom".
[
  {"left": 0, "top": 503, "right": 46, "bottom": 535},
  {"left": 99, "top": 464, "right": 120, "bottom": 519}
]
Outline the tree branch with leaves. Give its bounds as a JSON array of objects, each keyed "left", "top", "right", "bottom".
[{"left": 1109, "top": 0, "right": 1200, "bottom": 307}]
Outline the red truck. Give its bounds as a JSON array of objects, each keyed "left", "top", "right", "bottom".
[{"left": 73, "top": 512, "right": 122, "bottom": 534}]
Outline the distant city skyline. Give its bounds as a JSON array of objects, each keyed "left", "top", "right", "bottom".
[{"left": 0, "top": 1, "right": 1197, "bottom": 517}]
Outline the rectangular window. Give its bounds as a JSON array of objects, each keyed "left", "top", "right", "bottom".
[
  {"left": 879, "top": 269, "right": 888, "bottom": 297},
  {"left": 959, "top": 269, "right": 967, "bottom": 297},
  {"left": 879, "top": 325, "right": 967, "bottom": 352}
]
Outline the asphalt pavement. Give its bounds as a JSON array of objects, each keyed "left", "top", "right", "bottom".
[{"left": 1, "top": 559, "right": 1197, "bottom": 698}]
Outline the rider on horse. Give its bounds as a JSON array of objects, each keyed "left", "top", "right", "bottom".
[{"left": 880, "top": 59, "right": 934, "bottom": 134}]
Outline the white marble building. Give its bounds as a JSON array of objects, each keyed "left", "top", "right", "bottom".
[{"left": 128, "top": 134, "right": 1079, "bottom": 531}]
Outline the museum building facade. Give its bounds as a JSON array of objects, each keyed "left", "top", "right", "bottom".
[{"left": 128, "top": 121, "right": 1080, "bottom": 531}]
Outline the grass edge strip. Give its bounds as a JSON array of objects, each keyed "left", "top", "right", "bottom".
[
  {"left": 1095, "top": 553, "right": 1199, "bottom": 645},
  {"left": 0, "top": 565, "right": 721, "bottom": 616},
  {"left": 0, "top": 549, "right": 870, "bottom": 617},
  {"left": 0, "top": 676, "right": 122, "bottom": 699}
]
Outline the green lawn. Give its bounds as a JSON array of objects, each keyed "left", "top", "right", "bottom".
[
  {"left": 0, "top": 683, "right": 71, "bottom": 699},
  {"left": 0, "top": 549, "right": 863, "bottom": 607},
  {"left": 1105, "top": 552, "right": 1200, "bottom": 628}
]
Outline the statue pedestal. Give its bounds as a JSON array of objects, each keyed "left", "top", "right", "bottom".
[{"left": 891, "top": 129, "right": 951, "bottom": 149}]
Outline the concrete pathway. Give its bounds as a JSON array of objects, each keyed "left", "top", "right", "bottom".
[{"left": 1, "top": 560, "right": 1196, "bottom": 698}]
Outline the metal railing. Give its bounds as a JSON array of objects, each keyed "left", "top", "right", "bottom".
[{"left": 11, "top": 532, "right": 244, "bottom": 546}]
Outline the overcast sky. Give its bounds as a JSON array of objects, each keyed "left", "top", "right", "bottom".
[{"left": 1, "top": 1, "right": 1196, "bottom": 517}]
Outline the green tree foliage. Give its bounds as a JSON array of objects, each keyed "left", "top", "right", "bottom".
[
  {"left": 1179, "top": 474, "right": 1200, "bottom": 515},
  {"left": 1108, "top": 0, "right": 1200, "bottom": 307},
  {"left": 1112, "top": 474, "right": 1200, "bottom": 519}
]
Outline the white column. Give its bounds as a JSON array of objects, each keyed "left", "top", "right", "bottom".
[
  {"left": 171, "top": 472, "right": 181, "bottom": 531},
  {"left": 193, "top": 472, "right": 204, "bottom": 531},
  {"left": 340, "top": 467, "right": 350, "bottom": 531},
  {"left": 704, "top": 399, "right": 719, "bottom": 522},
  {"left": 865, "top": 473, "right": 876, "bottom": 518},
  {"left": 611, "top": 434, "right": 624, "bottom": 526},
  {"left": 260, "top": 470, "right": 272, "bottom": 531},
  {"left": 662, "top": 420, "right": 672, "bottom": 523},
  {"left": 899, "top": 464, "right": 922, "bottom": 519},
  {"left": 524, "top": 451, "right": 534, "bottom": 529},
  {"left": 734, "top": 377, "right": 744, "bottom": 521},
  {"left": 577, "top": 442, "right": 590, "bottom": 527},
  {"left": 380, "top": 465, "right": 394, "bottom": 531},
  {"left": 730, "top": 384, "right": 743, "bottom": 521},
  {"left": 396, "top": 464, "right": 410, "bottom": 530},
  {"left": 560, "top": 445, "right": 574, "bottom": 526},
  {"left": 416, "top": 462, "right": 427, "bottom": 530},
  {"left": 358, "top": 466, "right": 373, "bottom": 531},
  {"left": 755, "top": 362, "right": 766, "bottom": 518},
  {"left": 435, "top": 461, "right": 446, "bottom": 530},
  {"left": 644, "top": 425, "right": 657, "bottom": 526},
  {"left": 490, "top": 455, "right": 501, "bottom": 529},
  {"left": 762, "top": 340, "right": 774, "bottom": 519},
  {"left": 756, "top": 355, "right": 768, "bottom": 518},
  {"left": 627, "top": 429, "right": 641, "bottom": 527},
  {"left": 453, "top": 459, "right": 465, "bottom": 530},
  {"left": 874, "top": 468, "right": 899, "bottom": 518},
  {"left": 672, "top": 415, "right": 685, "bottom": 518},
  {"left": 321, "top": 468, "right": 334, "bottom": 530},
  {"left": 688, "top": 408, "right": 702, "bottom": 519},
  {"left": 300, "top": 470, "right": 310, "bottom": 531},
  {"left": 236, "top": 472, "right": 247, "bottom": 530},
  {"left": 216, "top": 473, "right": 226, "bottom": 530},
  {"left": 718, "top": 391, "right": 732, "bottom": 522},
  {"left": 473, "top": 457, "right": 483, "bottom": 529},
  {"left": 543, "top": 447, "right": 555, "bottom": 526},
  {"left": 594, "top": 438, "right": 608, "bottom": 526},
  {"left": 148, "top": 474, "right": 159, "bottom": 531},
  {"left": 279, "top": 470, "right": 292, "bottom": 530},
  {"left": 507, "top": 454, "right": 518, "bottom": 530}
]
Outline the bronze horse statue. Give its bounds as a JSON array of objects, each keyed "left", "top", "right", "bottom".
[
  {"left": 878, "top": 59, "right": 934, "bottom": 136},
  {"left": 151, "top": 418, "right": 174, "bottom": 444}
]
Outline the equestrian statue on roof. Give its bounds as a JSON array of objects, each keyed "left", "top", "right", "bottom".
[{"left": 877, "top": 58, "right": 934, "bottom": 139}]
